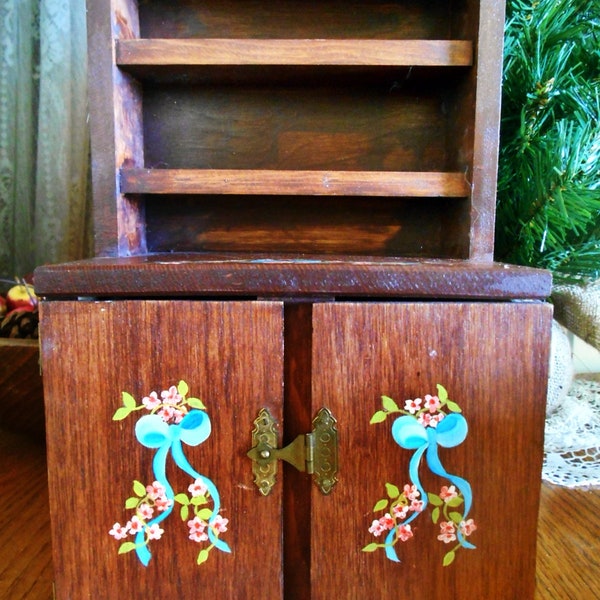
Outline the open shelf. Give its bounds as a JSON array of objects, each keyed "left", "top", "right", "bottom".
[
  {"left": 120, "top": 168, "right": 469, "bottom": 197},
  {"left": 86, "top": 0, "right": 504, "bottom": 260},
  {"left": 116, "top": 39, "right": 473, "bottom": 67}
]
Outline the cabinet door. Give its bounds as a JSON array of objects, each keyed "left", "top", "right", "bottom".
[
  {"left": 41, "top": 300, "right": 284, "bottom": 599},
  {"left": 310, "top": 302, "right": 551, "bottom": 600}
]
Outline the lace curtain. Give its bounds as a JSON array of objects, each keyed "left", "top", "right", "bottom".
[{"left": 0, "top": 0, "right": 91, "bottom": 279}]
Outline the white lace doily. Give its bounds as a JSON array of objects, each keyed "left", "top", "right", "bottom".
[{"left": 543, "top": 376, "right": 600, "bottom": 487}]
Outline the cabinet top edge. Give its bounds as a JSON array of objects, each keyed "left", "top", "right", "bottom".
[{"left": 34, "top": 254, "right": 552, "bottom": 301}]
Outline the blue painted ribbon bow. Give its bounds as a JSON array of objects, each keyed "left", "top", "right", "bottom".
[
  {"left": 133, "top": 409, "right": 231, "bottom": 566},
  {"left": 384, "top": 413, "right": 475, "bottom": 562}
]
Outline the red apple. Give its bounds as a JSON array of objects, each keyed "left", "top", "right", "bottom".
[{"left": 6, "top": 283, "right": 37, "bottom": 311}]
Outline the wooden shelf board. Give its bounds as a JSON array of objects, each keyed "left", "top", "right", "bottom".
[
  {"left": 120, "top": 168, "right": 470, "bottom": 197},
  {"left": 116, "top": 39, "right": 473, "bottom": 67}
]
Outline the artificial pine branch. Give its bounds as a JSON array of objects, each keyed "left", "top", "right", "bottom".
[{"left": 496, "top": 0, "right": 600, "bottom": 283}]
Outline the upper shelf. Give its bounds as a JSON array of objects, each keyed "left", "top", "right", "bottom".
[
  {"left": 115, "top": 39, "right": 473, "bottom": 67},
  {"left": 120, "top": 168, "right": 470, "bottom": 197}
]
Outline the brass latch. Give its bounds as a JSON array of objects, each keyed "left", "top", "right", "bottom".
[{"left": 247, "top": 407, "right": 338, "bottom": 496}]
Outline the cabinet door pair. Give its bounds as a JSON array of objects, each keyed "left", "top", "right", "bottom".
[{"left": 41, "top": 300, "right": 550, "bottom": 599}]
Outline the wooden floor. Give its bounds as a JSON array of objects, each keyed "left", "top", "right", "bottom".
[{"left": 1, "top": 427, "right": 599, "bottom": 599}]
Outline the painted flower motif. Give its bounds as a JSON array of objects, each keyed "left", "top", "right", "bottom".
[
  {"left": 111, "top": 382, "right": 229, "bottom": 568},
  {"left": 109, "top": 522, "right": 129, "bottom": 540},
  {"left": 440, "top": 485, "right": 458, "bottom": 503},
  {"left": 404, "top": 397, "right": 422, "bottom": 414},
  {"left": 127, "top": 515, "right": 144, "bottom": 534},
  {"left": 437, "top": 521, "right": 457, "bottom": 544},
  {"left": 155, "top": 496, "right": 174, "bottom": 512},
  {"left": 161, "top": 385, "right": 182, "bottom": 405},
  {"left": 459, "top": 519, "right": 477, "bottom": 537},
  {"left": 403, "top": 484, "right": 420, "bottom": 501},
  {"left": 189, "top": 529, "right": 209, "bottom": 542},
  {"left": 146, "top": 481, "right": 167, "bottom": 500},
  {"left": 392, "top": 504, "right": 409, "bottom": 520},
  {"left": 410, "top": 499, "right": 424, "bottom": 512},
  {"left": 188, "top": 478, "right": 208, "bottom": 498},
  {"left": 211, "top": 514, "right": 229, "bottom": 534},
  {"left": 396, "top": 524, "right": 414, "bottom": 542},
  {"left": 138, "top": 503, "right": 154, "bottom": 520},
  {"left": 187, "top": 516, "right": 211, "bottom": 542},
  {"left": 142, "top": 391, "right": 161, "bottom": 410},
  {"left": 368, "top": 519, "right": 388, "bottom": 537},
  {"left": 424, "top": 394, "right": 441, "bottom": 413},
  {"left": 146, "top": 524, "right": 164, "bottom": 540}
]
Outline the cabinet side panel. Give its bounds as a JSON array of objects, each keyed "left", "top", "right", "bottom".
[
  {"left": 41, "top": 300, "right": 284, "bottom": 599},
  {"left": 311, "top": 301, "right": 551, "bottom": 599}
]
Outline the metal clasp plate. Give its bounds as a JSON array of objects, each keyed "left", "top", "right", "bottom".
[{"left": 247, "top": 407, "right": 338, "bottom": 496}]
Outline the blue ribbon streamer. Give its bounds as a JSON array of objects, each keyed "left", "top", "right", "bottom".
[
  {"left": 383, "top": 412, "right": 475, "bottom": 562},
  {"left": 133, "top": 409, "right": 231, "bottom": 566}
]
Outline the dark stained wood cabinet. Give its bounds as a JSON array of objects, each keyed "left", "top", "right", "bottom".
[{"left": 35, "top": 1, "right": 553, "bottom": 598}]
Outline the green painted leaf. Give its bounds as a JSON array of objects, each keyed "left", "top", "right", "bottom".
[
  {"left": 187, "top": 398, "right": 207, "bottom": 410},
  {"left": 112, "top": 407, "right": 132, "bottom": 421},
  {"left": 443, "top": 550, "right": 456, "bottom": 567},
  {"left": 180, "top": 504, "right": 189, "bottom": 521},
  {"left": 118, "top": 541, "right": 137, "bottom": 555},
  {"left": 446, "top": 496, "right": 464, "bottom": 507},
  {"left": 174, "top": 493, "right": 190, "bottom": 505},
  {"left": 373, "top": 499, "right": 388, "bottom": 512},
  {"left": 133, "top": 480, "right": 147, "bottom": 497},
  {"left": 197, "top": 508, "right": 213, "bottom": 520},
  {"left": 177, "top": 380, "right": 189, "bottom": 397},
  {"left": 362, "top": 543, "right": 379, "bottom": 552},
  {"left": 191, "top": 495, "right": 208, "bottom": 506},
  {"left": 427, "top": 493, "right": 443, "bottom": 506},
  {"left": 370, "top": 411, "right": 388, "bottom": 424},
  {"left": 381, "top": 395, "right": 399, "bottom": 413},
  {"left": 431, "top": 506, "right": 440, "bottom": 524},
  {"left": 125, "top": 496, "right": 140, "bottom": 509},
  {"left": 436, "top": 384, "right": 448, "bottom": 402},
  {"left": 449, "top": 511, "right": 463, "bottom": 524},
  {"left": 122, "top": 391, "right": 137, "bottom": 409},
  {"left": 385, "top": 483, "right": 400, "bottom": 499},
  {"left": 446, "top": 401, "right": 462, "bottom": 413},
  {"left": 197, "top": 549, "right": 210, "bottom": 565}
]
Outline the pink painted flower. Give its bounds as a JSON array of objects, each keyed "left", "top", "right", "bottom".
[
  {"left": 396, "top": 523, "right": 414, "bottom": 542},
  {"left": 189, "top": 529, "right": 209, "bottom": 542},
  {"left": 126, "top": 515, "right": 144, "bottom": 534},
  {"left": 188, "top": 516, "right": 207, "bottom": 534},
  {"left": 146, "top": 481, "right": 166, "bottom": 500},
  {"left": 138, "top": 503, "right": 154, "bottom": 520},
  {"left": 161, "top": 385, "right": 182, "bottom": 405},
  {"left": 404, "top": 397, "right": 422, "bottom": 414},
  {"left": 459, "top": 519, "right": 477, "bottom": 537},
  {"left": 418, "top": 412, "right": 442, "bottom": 428},
  {"left": 187, "top": 516, "right": 209, "bottom": 542},
  {"left": 172, "top": 408, "right": 188, "bottom": 423},
  {"left": 211, "top": 514, "right": 229, "bottom": 534},
  {"left": 109, "top": 522, "right": 129, "bottom": 540},
  {"left": 154, "top": 496, "right": 173, "bottom": 512},
  {"left": 437, "top": 521, "right": 457, "bottom": 544},
  {"left": 146, "top": 524, "right": 164, "bottom": 540},
  {"left": 157, "top": 405, "right": 176, "bottom": 423},
  {"left": 142, "top": 391, "right": 161, "bottom": 410},
  {"left": 432, "top": 412, "right": 445, "bottom": 425},
  {"left": 440, "top": 485, "right": 458, "bottom": 503},
  {"left": 410, "top": 499, "right": 424, "bottom": 513},
  {"left": 424, "top": 394, "right": 441, "bottom": 413},
  {"left": 392, "top": 504, "right": 409, "bottom": 521},
  {"left": 188, "top": 478, "right": 208, "bottom": 498},
  {"left": 403, "top": 484, "right": 420, "bottom": 500},
  {"left": 368, "top": 519, "right": 387, "bottom": 537}
]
